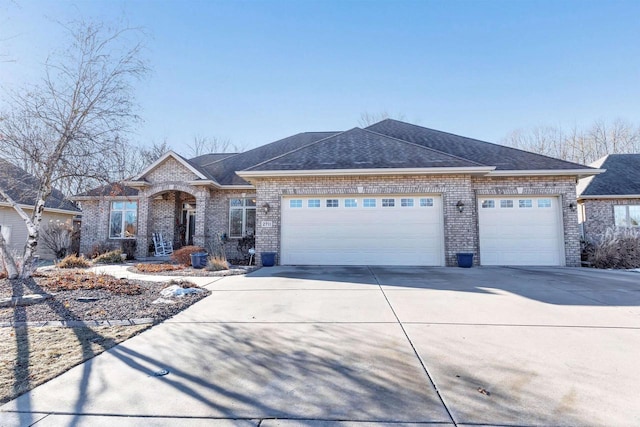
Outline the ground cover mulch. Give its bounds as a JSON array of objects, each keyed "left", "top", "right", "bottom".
[
  {"left": 128, "top": 262, "right": 259, "bottom": 277},
  {"left": 0, "top": 269, "right": 210, "bottom": 323}
]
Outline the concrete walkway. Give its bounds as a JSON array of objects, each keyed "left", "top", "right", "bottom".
[{"left": 2, "top": 265, "right": 640, "bottom": 426}]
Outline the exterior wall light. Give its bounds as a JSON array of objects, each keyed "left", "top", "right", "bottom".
[
  {"left": 569, "top": 202, "right": 576, "bottom": 211},
  {"left": 262, "top": 202, "right": 270, "bottom": 214},
  {"left": 456, "top": 200, "right": 465, "bottom": 213}
]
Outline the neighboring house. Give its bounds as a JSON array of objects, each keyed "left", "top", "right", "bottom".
[
  {"left": 577, "top": 154, "right": 640, "bottom": 241},
  {"left": 0, "top": 159, "right": 81, "bottom": 260},
  {"left": 73, "top": 119, "right": 602, "bottom": 266}
]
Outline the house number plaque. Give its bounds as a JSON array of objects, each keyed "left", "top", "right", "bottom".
[{"left": 261, "top": 221, "right": 273, "bottom": 228}]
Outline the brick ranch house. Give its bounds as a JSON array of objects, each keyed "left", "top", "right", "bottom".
[
  {"left": 578, "top": 154, "right": 640, "bottom": 242},
  {"left": 72, "top": 119, "right": 602, "bottom": 267}
]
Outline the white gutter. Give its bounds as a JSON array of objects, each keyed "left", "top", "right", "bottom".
[
  {"left": 0, "top": 202, "right": 80, "bottom": 215},
  {"left": 237, "top": 166, "right": 496, "bottom": 178},
  {"left": 488, "top": 169, "right": 605, "bottom": 178},
  {"left": 578, "top": 194, "right": 640, "bottom": 200},
  {"left": 70, "top": 195, "right": 140, "bottom": 201}
]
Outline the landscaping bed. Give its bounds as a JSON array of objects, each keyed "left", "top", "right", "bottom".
[
  {"left": 128, "top": 262, "right": 259, "bottom": 277},
  {"left": 0, "top": 269, "right": 210, "bottom": 323}
]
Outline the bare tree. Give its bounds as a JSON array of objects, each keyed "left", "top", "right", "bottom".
[
  {"left": 358, "top": 111, "right": 407, "bottom": 127},
  {"left": 184, "top": 135, "right": 240, "bottom": 157},
  {"left": 0, "top": 20, "right": 148, "bottom": 278},
  {"left": 139, "top": 139, "right": 172, "bottom": 165},
  {"left": 501, "top": 119, "right": 640, "bottom": 165},
  {"left": 40, "top": 220, "right": 73, "bottom": 260}
]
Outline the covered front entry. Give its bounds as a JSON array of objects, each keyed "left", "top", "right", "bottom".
[
  {"left": 280, "top": 195, "right": 444, "bottom": 266},
  {"left": 478, "top": 196, "right": 564, "bottom": 266}
]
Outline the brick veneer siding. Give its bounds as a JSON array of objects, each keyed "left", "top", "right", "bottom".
[
  {"left": 253, "top": 174, "right": 581, "bottom": 267},
  {"left": 472, "top": 175, "right": 580, "bottom": 267},
  {"left": 580, "top": 198, "right": 640, "bottom": 243}
]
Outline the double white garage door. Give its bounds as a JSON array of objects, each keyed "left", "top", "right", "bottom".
[
  {"left": 280, "top": 195, "right": 564, "bottom": 266},
  {"left": 281, "top": 195, "right": 444, "bottom": 266}
]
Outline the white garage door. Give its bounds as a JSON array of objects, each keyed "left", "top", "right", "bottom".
[
  {"left": 478, "top": 196, "right": 564, "bottom": 266},
  {"left": 281, "top": 195, "right": 444, "bottom": 266}
]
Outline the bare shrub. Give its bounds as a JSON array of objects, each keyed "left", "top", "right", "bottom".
[
  {"left": 40, "top": 221, "right": 73, "bottom": 259},
  {"left": 93, "top": 249, "right": 124, "bottom": 264},
  {"left": 134, "top": 263, "right": 185, "bottom": 273},
  {"left": 170, "top": 246, "right": 205, "bottom": 266},
  {"left": 57, "top": 254, "right": 91, "bottom": 269},
  {"left": 584, "top": 227, "right": 640, "bottom": 269},
  {"left": 88, "top": 241, "right": 114, "bottom": 259},
  {"left": 206, "top": 255, "right": 229, "bottom": 271}
]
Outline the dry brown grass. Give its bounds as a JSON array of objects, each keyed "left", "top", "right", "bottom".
[
  {"left": 584, "top": 227, "right": 640, "bottom": 269},
  {"left": 57, "top": 254, "right": 91, "bottom": 269},
  {"left": 0, "top": 325, "right": 148, "bottom": 404},
  {"left": 39, "top": 271, "right": 143, "bottom": 295},
  {"left": 134, "top": 263, "right": 185, "bottom": 273}
]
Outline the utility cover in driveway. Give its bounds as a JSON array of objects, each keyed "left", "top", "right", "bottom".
[
  {"left": 478, "top": 196, "right": 563, "bottom": 265},
  {"left": 281, "top": 195, "right": 444, "bottom": 266}
]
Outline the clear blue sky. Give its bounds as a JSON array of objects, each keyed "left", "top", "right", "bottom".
[{"left": 1, "top": 0, "right": 639, "bottom": 153}]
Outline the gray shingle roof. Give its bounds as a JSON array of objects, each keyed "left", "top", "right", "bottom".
[
  {"left": 578, "top": 154, "right": 640, "bottom": 197},
  {"left": 198, "top": 132, "right": 338, "bottom": 185},
  {"left": 245, "top": 128, "right": 484, "bottom": 171},
  {"left": 0, "top": 158, "right": 80, "bottom": 212},
  {"left": 366, "top": 119, "right": 592, "bottom": 171}
]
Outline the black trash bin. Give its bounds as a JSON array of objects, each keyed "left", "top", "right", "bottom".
[
  {"left": 190, "top": 252, "right": 208, "bottom": 269},
  {"left": 456, "top": 252, "right": 474, "bottom": 268},
  {"left": 261, "top": 252, "right": 277, "bottom": 267}
]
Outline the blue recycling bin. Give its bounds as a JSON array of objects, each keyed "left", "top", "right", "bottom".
[
  {"left": 190, "top": 252, "right": 208, "bottom": 269},
  {"left": 456, "top": 253, "right": 474, "bottom": 268},
  {"left": 261, "top": 252, "right": 277, "bottom": 267}
]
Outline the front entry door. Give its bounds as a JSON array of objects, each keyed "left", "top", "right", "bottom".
[{"left": 182, "top": 203, "right": 196, "bottom": 246}]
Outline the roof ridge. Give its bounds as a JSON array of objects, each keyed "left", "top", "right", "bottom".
[
  {"left": 361, "top": 128, "right": 486, "bottom": 167},
  {"left": 243, "top": 130, "right": 350, "bottom": 171},
  {"left": 370, "top": 119, "right": 591, "bottom": 169}
]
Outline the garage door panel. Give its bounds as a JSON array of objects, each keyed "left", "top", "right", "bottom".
[
  {"left": 282, "top": 195, "right": 443, "bottom": 266},
  {"left": 479, "top": 196, "right": 563, "bottom": 266}
]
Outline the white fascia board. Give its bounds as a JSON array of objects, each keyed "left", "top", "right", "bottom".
[
  {"left": 237, "top": 166, "right": 496, "bottom": 178},
  {"left": 0, "top": 201, "right": 80, "bottom": 215},
  {"left": 186, "top": 180, "right": 220, "bottom": 188},
  {"left": 578, "top": 194, "right": 640, "bottom": 200},
  {"left": 122, "top": 181, "right": 150, "bottom": 187},
  {"left": 488, "top": 169, "right": 605, "bottom": 177},
  {"left": 134, "top": 151, "right": 209, "bottom": 180},
  {"left": 217, "top": 184, "right": 255, "bottom": 190}
]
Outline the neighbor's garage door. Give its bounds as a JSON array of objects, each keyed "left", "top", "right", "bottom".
[
  {"left": 281, "top": 195, "right": 444, "bottom": 266},
  {"left": 478, "top": 196, "right": 564, "bottom": 266}
]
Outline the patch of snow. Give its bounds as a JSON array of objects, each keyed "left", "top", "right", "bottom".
[{"left": 160, "top": 284, "right": 204, "bottom": 298}]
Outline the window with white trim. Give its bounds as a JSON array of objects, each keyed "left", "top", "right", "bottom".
[
  {"left": 614, "top": 205, "right": 640, "bottom": 227},
  {"left": 382, "top": 198, "right": 395, "bottom": 207},
  {"left": 401, "top": 198, "right": 414, "bottom": 207},
  {"left": 419, "top": 198, "right": 433, "bottom": 207},
  {"left": 109, "top": 201, "right": 137, "bottom": 238},
  {"left": 363, "top": 198, "right": 376, "bottom": 208},
  {"left": 500, "top": 200, "right": 513, "bottom": 208},
  {"left": 289, "top": 200, "right": 302, "bottom": 208},
  {"left": 326, "top": 199, "right": 339, "bottom": 208},
  {"left": 537, "top": 199, "right": 552, "bottom": 208},
  {"left": 308, "top": 199, "right": 320, "bottom": 208},
  {"left": 482, "top": 200, "right": 495, "bottom": 208},
  {"left": 345, "top": 199, "right": 357, "bottom": 208},
  {"left": 230, "top": 198, "right": 256, "bottom": 238},
  {"left": 519, "top": 199, "right": 533, "bottom": 208}
]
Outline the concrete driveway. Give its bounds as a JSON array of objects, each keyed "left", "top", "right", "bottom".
[{"left": 2, "top": 266, "right": 640, "bottom": 426}]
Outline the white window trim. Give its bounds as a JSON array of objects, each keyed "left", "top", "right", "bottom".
[
  {"left": 229, "top": 198, "right": 257, "bottom": 238},
  {"left": 109, "top": 201, "right": 138, "bottom": 239},
  {"left": 614, "top": 205, "right": 640, "bottom": 228}
]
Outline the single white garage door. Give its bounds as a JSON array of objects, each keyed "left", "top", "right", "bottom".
[
  {"left": 281, "top": 195, "right": 444, "bottom": 266},
  {"left": 478, "top": 196, "right": 564, "bottom": 266}
]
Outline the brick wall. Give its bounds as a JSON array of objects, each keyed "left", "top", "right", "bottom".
[
  {"left": 580, "top": 198, "right": 640, "bottom": 242},
  {"left": 253, "top": 174, "right": 581, "bottom": 267}
]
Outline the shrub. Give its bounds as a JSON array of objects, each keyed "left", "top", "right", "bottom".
[
  {"left": 40, "top": 220, "right": 73, "bottom": 259},
  {"left": 171, "top": 245, "right": 205, "bottom": 266},
  {"left": 57, "top": 254, "right": 91, "bottom": 269},
  {"left": 121, "top": 240, "right": 137, "bottom": 260},
  {"left": 206, "top": 255, "right": 229, "bottom": 271},
  {"left": 583, "top": 227, "right": 640, "bottom": 269},
  {"left": 135, "top": 263, "right": 185, "bottom": 273},
  {"left": 89, "top": 241, "right": 113, "bottom": 259},
  {"left": 40, "top": 271, "right": 142, "bottom": 295},
  {"left": 93, "top": 249, "right": 124, "bottom": 264}
]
